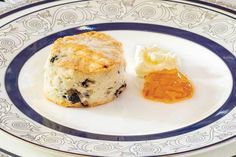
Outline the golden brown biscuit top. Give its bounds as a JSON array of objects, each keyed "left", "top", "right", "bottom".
[{"left": 50, "top": 31, "right": 124, "bottom": 73}]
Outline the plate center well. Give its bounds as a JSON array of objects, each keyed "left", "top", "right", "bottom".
[{"left": 18, "top": 30, "right": 233, "bottom": 136}]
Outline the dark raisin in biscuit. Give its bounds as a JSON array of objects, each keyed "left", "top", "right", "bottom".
[
  {"left": 114, "top": 83, "right": 127, "bottom": 97},
  {"left": 68, "top": 93, "right": 81, "bottom": 104},
  {"left": 50, "top": 55, "right": 58, "bottom": 63},
  {"left": 65, "top": 89, "right": 82, "bottom": 104},
  {"left": 81, "top": 79, "right": 95, "bottom": 88}
]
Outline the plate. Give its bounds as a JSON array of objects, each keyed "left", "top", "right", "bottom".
[{"left": 0, "top": 0, "right": 236, "bottom": 156}]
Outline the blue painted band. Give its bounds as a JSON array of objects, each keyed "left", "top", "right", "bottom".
[
  {"left": 0, "top": 0, "right": 56, "bottom": 19},
  {"left": 0, "top": 147, "right": 20, "bottom": 157},
  {"left": 5, "top": 23, "right": 236, "bottom": 141}
]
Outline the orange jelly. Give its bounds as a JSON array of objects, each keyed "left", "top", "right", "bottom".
[{"left": 143, "top": 69, "right": 193, "bottom": 103}]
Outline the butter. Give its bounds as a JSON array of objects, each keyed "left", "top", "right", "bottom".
[{"left": 135, "top": 45, "right": 178, "bottom": 78}]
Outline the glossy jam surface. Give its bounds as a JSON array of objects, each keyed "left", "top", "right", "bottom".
[{"left": 143, "top": 69, "right": 193, "bottom": 103}]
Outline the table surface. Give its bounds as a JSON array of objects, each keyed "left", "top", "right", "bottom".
[{"left": 0, "top": 0, "right": 235, "bottom": 157}]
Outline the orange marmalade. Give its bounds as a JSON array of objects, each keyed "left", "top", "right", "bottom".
[{"left": 143, "top": 69, "right": 193, "bottom": 103}]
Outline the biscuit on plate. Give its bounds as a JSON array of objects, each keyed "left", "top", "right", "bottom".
[{"left": 44, "top": 31, "right": 126, "bottom": 107}]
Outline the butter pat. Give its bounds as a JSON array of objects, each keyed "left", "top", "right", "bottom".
[{"left": 135, "top": 45, "right": 178, "bottom": 78}]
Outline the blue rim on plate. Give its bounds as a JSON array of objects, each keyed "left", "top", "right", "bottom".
[
  {"left": 0, "top": 0, "right": 236, "bottom": 156},
  {"left": 5, "top": 22, "right": 236, "bottom": 141},
  {"left": 0, "top": 147, "right": 20, "bottom": 157}
]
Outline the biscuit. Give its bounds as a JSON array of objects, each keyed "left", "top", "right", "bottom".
[{"left": 44, "top": 31, "right": 126, "bottom": 107}]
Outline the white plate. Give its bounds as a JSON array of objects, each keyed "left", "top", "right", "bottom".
[{"left": 0, "top": 0, "right": 236, "bottom": 156}]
